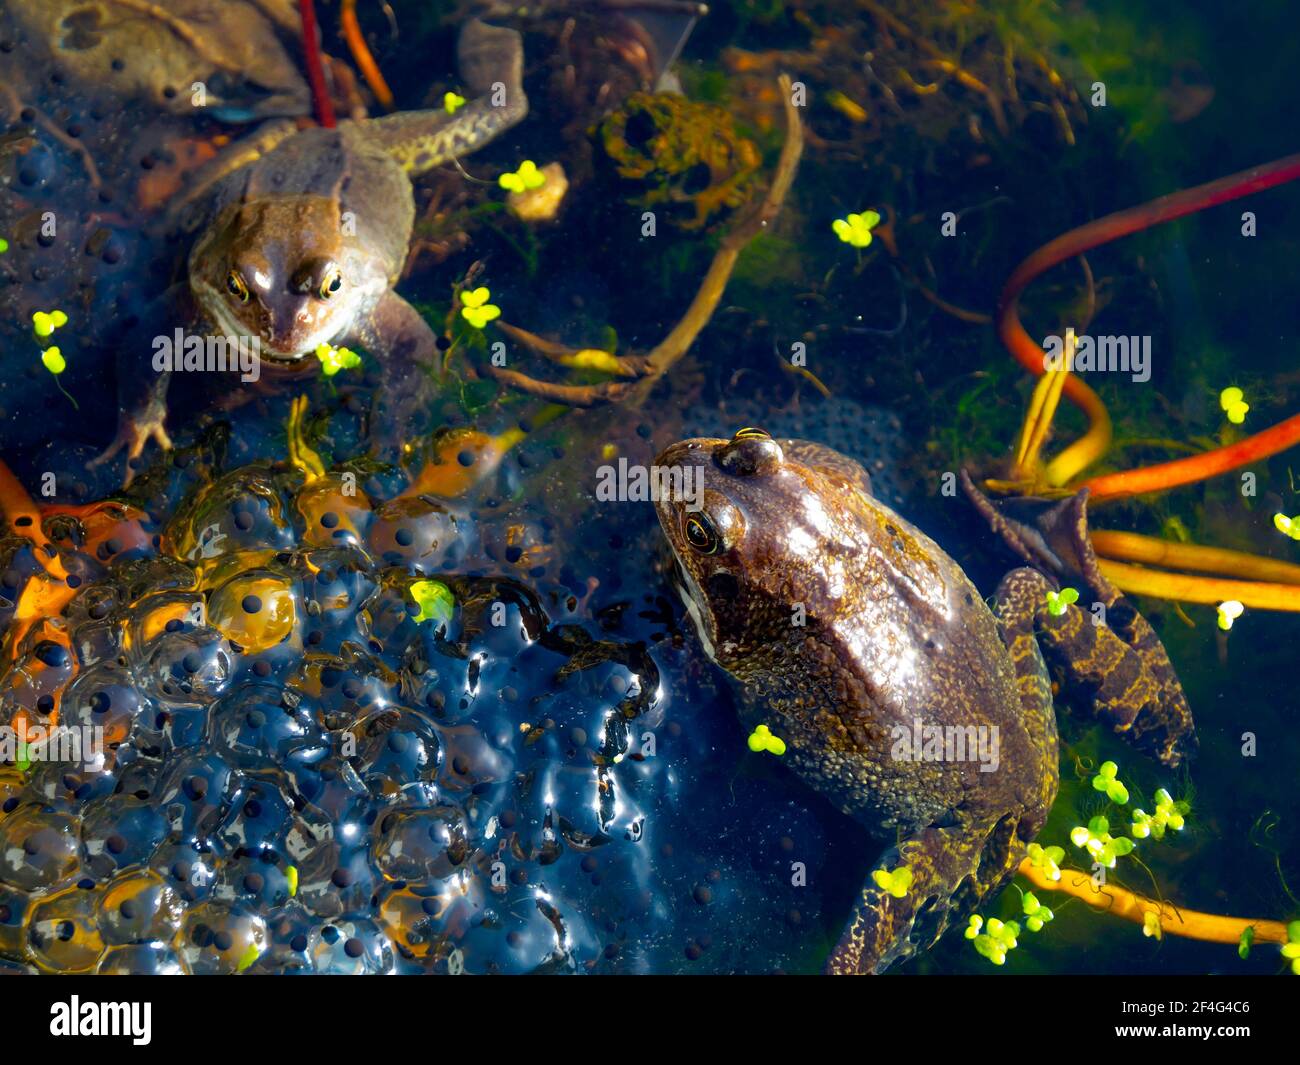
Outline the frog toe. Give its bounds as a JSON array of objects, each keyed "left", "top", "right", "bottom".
[{"left": 88, "top": 416, "right": 173, "bottom": 487}]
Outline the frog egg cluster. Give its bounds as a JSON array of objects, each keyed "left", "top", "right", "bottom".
[{"left": 0, "top": 463, "right": 661, "bottom": 974}]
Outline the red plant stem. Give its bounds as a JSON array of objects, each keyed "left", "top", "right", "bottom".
[
  {"left": 1083, "top": 412, "right": 1300, "bottom": 500},
  {"left": 1001, "top": 152, "right": 1300, "bottom": 400},
  {"left": 298, "top": 0, "right": 336, "bottom": 128},
  {"left": 999, "top": 152, "right": 1300, "bottom": 496}
]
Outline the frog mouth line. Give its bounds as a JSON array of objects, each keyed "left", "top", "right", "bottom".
[
  {"left": 667, "top": 555, "right": 718, "bottom": 660},
  {"left": 196, "top": 282, "right": 341, "bottom": 366},
  {"left": 259, "top": 349, "right": 312, "bottom": 365}
]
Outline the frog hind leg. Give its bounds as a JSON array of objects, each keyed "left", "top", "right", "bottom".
[
  {"left": 343, "top": 290, "right": 438, "bottom": 449},
  {"left": 360, "top": 20, "right": 527, "bottom": 176},
  {"left": 1003, "top": 564, "right": 1195, "bottom": 766},
  {"left": 993, "top": 567, "right": 1062, "bottom": 820},
  {"left": 962, "top": 473, "right": 1195, "bottom": 766}
]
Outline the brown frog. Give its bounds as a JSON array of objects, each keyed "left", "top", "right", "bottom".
[
  {"left": 91, "top": 19, "right": 527, "bottom": 480},
  {"left": 653, "top": 428, "right": 1194, "bottom": 973}
]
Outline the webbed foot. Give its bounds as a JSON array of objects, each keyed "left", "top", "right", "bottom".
[
  {"left": 963, "top": 471, "right": 1197, "bottom": 767},
  {"left": 88, "top": 413, "right": 173, "bottom": 487}
]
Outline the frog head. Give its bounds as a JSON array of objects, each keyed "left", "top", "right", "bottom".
[
  {"left": 654, "top": 427, "right": 953, "bottom": 677},
  {"left": 188, "top": 195, "right": 387, "bottom": 362},
  {"left": 654, "top": 428, "right": 841, "bottom": 675}
]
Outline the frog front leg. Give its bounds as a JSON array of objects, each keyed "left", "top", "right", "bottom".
[
  {"left": 342, "top": 290, "right": 438, "bottom": 448},
  {"left": 826, "top": 827, "right": 1008, "bottom": 972},
  {"left": 88, "top": 284, "right": 195, "bottom": 485}
]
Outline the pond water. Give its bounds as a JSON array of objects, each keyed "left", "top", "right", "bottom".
[{"left": 0, "top": 0, "right": 1297, "bottom": 976}]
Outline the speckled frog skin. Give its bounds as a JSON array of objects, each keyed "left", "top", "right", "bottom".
[
  {"left": 93, "top": 20, "right": 527, "bottom": 481},
  {"left": 654, "top": 429, "right": 1195, "bottom": 974}
]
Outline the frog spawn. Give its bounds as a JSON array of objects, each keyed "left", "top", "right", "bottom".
[{"left": 0, "top": 463, "right": 660, "bottom": 974}]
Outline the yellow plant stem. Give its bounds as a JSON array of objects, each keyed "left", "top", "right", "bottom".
[
  {"left": 1092, "top": 530, "right": 1300, "bottom": 585},
  {"left": 1014, "top": 367, "right": 1069, "bottom": 482},
  {"left": 1098, "top": 559, "right": 1300, "bottom": 611},
  {"left": 630, "top": 73, "right": 803, "bottom": 402},
  {"left": 1044, "top": 376, "right": 1111, "bottom": 486},
  {"left": 1019, "top": 859, "right": 1288, "bottom": 945}
]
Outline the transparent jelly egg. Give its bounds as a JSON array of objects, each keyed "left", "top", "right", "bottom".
[
  {"left": 176, "top": 900, "right": 268, "bottom": 974},
  {"left": 0, "top": 807, "right": 81, "bottom": 891},
  {"left": 26, "top": 882, "right": 105, "bottom": 973},
  {"left": 95, "top": 868, "right": 186, "bottom": 945},
  {"left": 304, "top": 918, "right": 394, "bottom": 974}
]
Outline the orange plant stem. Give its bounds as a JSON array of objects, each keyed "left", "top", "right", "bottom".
[
  {"left": 0, "top": 458, "right": 64, "bottom": 580},
  {"left": 0, "top": 459, "right": 74, "bottom": 693},
  {"left": 341, "top": 0, "right": 394, "bottom": 110},
  {"left": 1083, "top": 413, "right": 1300, "bottom": 500},
  {"left": 1097, "top": 559, "right": 1300, "bottom": 611},
  {"left": 999, "top": 152, "right": 1300, "bottom": 484},
  {"left": 1019, "top": 859, "right": 1288, "bottom": 946}
]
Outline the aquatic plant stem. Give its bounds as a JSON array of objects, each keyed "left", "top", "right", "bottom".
[
  {"left": 1082, "top": 413, "right": 1300, "bottom": 501},
  {"left": 1097, "top": 560, "right": 1300, "bottom": 612},
  {"left": 999, "top": 152, "right": 1300, "bottom": 486},
  {"left": 341, "top": 0, "right": 395, "bottom": 110},
  {"left": 1013, "top": 367, "right": 1069, "bottom": 482},
  {"left": 0, "top": 458, "right": 75, "bottom": 688},
  {"left": 1090, "top": 530, "right": 1300, "bottom": 585},
  {"left": 299, "top": 0, "right": 337, "bottom": 128},
  {"left": 1019, "top": 859, "right": 1288, "bottom": 946},
  {"left": 632, "top": 72, "right": 804, "bottom": 397},
  {"left": 0, "top": 458, "right": 65, "bottom": 582},
  {"left": 484, "top": 370, "right": 634, "bottom": 406},
  {"left": 490, "top": 74, "right": 802, "bottom": 407},
  {"left": 286, "top": 395, "right": 327, "bottom": 481},
  {"left": 496, "top": 321, "right": 649, "bottom": 377}
]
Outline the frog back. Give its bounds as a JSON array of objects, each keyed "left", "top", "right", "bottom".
[
  {"left": 779, "top": 437, "right": 875, "bottom": 498},
  {"left": 205, "top": 124, "right": 415, "bottom": 284},
  {"left": 737, "top": 441, "right": 1049, "bottom": 831}
]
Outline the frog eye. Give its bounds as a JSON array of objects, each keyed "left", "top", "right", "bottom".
[
  {"left": 683, "top": 513, "right": 720, "bottom": 554},
  {"left": 717, "top": 431, "right": 782, "bottom": 476},
  {"left": 226, "top": 271, "right": 250, "bottom": 303},
  {"left": 319, "top": 270, "right": 343, "bottom": 300}
]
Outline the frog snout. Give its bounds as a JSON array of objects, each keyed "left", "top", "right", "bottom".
[{"left": 260, "top": 303, "right": 318, "bottom": 355}]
